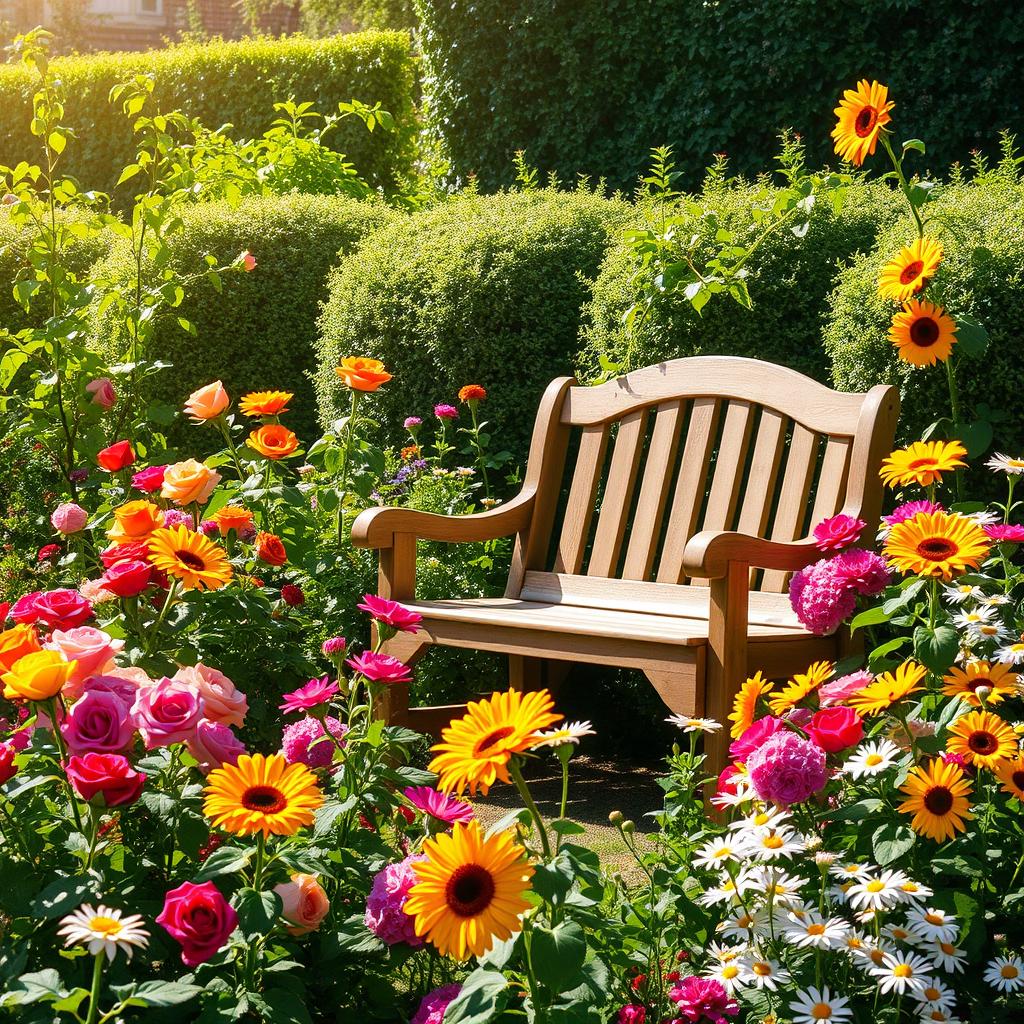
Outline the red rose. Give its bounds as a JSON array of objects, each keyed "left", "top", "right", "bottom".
[
  {"left": 806, "top": 706, "right": 864, "bottom": 754},
  {"left": 101, "top": 559, "right": 152, "bottom": 598},
  {"left": 0, "top": 743, "right": 16, "bottom": 785},
  {"left": 96, "top": 440, "right": 136, "bottom": 473},
  {"left": 157, "top": 881, "right": 239, "bottom": 966},
  {"left": 280, "top": 584, "right": 305, "bottom": 607},
  {"left": 65, "top": 752, "right": 145, "bottom": 806},
  {"left": 37, "top": 543, "right": 61, "bottom": 563},
  {"left": 100, "top": 541, "right": 151, "bottom": 568},
  {"left": 12, "top": 589, "right": 93, "bottom": 630}
]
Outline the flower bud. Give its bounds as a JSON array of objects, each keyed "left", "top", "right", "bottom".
[{"left": 608, "top": 810, "right": 623, "bottom": 826}]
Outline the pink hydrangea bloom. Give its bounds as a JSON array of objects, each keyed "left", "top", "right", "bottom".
[
  {"left": 829, "top": 548, "right": 891, "bottom": 595},
  {"left": 883, "top": 499, "right": 942, "bottom": 526},
  {"left": 279, "top": 675, "right": 339, "bottom": 714},
  {"left": 161, "top": 509, "right": 193, "bottom": 530},
  {"left": 364, "top": 855, "right": 425, "bottom": 946},
  {"left": 403, "top": 786, "right": 474, "bottom": 826},
  {"left": 729, "top": 716, "right": 784, "bottom": 762},
  {"left": 819, "top": 669, "right": 874, "bottom": 707},
  {"left": 813, "top": 513, "right": 865, "bottom": 551},
  {"left": 411, "top": 984, "right": 462, "bottom": 1024},
  {"left": 281, "top": 716, "right": 348, "bottom": 768},
  {"left": 357, "top": 594, "right": 423, "bottom": 633},
  {"left": 669, "top": 977, "right": 738, "bottom": 1024},
  {"left": 347, "top": 651, "right": 413, "bottom": 685},
  {"left": 985, "top": 523, "right": 1024, "bottom": 543},
  {"left": 746, "top": 730, "right": 827, "bottom": 806},
  {"left": 789, "top": 561, "right": 857, "bottom": 635}
]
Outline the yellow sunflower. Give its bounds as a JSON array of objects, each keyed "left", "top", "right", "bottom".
[
  {"left": 767, "top": 661, "right": 833, "bottom": 716},
  {"left": 403, "top": 820, "right": 533, "bottom": 960},
  {"left": 729, "top": 671, "right": 775, "bottom": 739},
  {"left": 148, "top": 525, "right": 233, "bottom": 591},
  {"left": 897, "top": 758, "right": 973, "bottom": 842},
  {"left": 878, "top": 236, "right": 944, "bottom": 302},
  {"left": 847, "top": 660, "right": 926, "bottom": 716},
  {"left": 204, "top": 753, "right": 323, "bottom": 838},
  {"left": 428, "top": 689, "right": 562, "bottom": 795},
  {"left": 995, "top": 755, "right": 1024, "bottom": 801},
  {"left": 831, "top": 80, "right": 894, "bottom": 166},
  {"left": 238, "top": 390, "right": 293, "bottom": 418},
  {"left": 879, "top": 440, "right": 967, "bottom": 489},
  {"left": 941, "top": 661, "right": 1018, "bottom": 707},
  {"left": 884, "top": 510, "right": 990, "bottom": 580},
  {"left": 888, "top": 299, "right": 957, "bottom": 367},
  {"left": 946, "top": 710, "right": 1018, "bottom": 770}
]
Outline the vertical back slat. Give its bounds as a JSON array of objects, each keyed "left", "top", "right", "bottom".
[
  {"left": 656, "top": 398, "right": 721, "bottom": 584},
  {"left": 552, "top": 425, "right": 609, "bottom": 575},
  {"left": 735, "top": 408, "right": 787, "bottom": 583},
  {"left": 809, "top": 436, "right": 853, "bottom": 528},
  {"left": 621, "top": 401, "right": 685, "bottom": 580},
  {"left": 587, "top": 409, "right": 649, "bottom": 577}
]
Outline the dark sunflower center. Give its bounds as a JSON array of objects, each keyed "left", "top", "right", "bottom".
[
  {"left": 855, "top": 107, "right": 877, "bottom": 137},
  {"left": 916, "top": 537, "right": 958, "bottom": 560},
  {"left": 967, "top": 677, "right": 991, "bottom": 692},
  {"left": 909, "top": 316, "right": 940, "bottom": 347},
  {"left": 474, "top": 726, "right": 515, "bottom": 756},
  {"left": 968, "top": 730, "right": 998, "bottom": 755},
  {"left": 1012, "top": 770, "right": 1024, "bottom": 791},
  {"left": 899, "top": 260, "right": 925, "bottom": 285},
  {"left": 924, "top": 786, "right": 954, "bottom": 815},
  {"left": 445, "top": 863, "right": 496, "bottom": 917},
  {"left": 242, "top": 785, "right": 287, "bottom": 814},
  {"left": 175, "top": 549, "right": 206, "bottom": 571}
]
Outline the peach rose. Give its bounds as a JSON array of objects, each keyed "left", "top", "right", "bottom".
[
  {"left": 245, "top": 425, "right": 299, "bottom": 460},
  {"left": 106, "top": 665, "right": 154, "bottom": 689},
  {"left": 173, "top": 663, "right": 248, "bottom": 729},
  {"left": 212, "top": 506, "right": 252, "bottom": 535},
  {"left": 335, "top": 356, "right": 392, "bottom": 393},
  {"left": 46, "top": 626, "right": 124, "bottom": 698},
  {"left": 273, "top": 873, "right": 329, "bottom": 935},
  {"left": 161, "top": 460, "right": 221, "bottom": 506},
  {"left": 0, "top": 624, "right": 42, "bottom": 675},
  {"left": 79, "top": 578, "right": 118, "bottom": 605},
  {"left": 107, "top": 500, "right": 164, "bottom": 544},
  {"left": 184, "top": 381, "right": 229, "bottom": 422}
]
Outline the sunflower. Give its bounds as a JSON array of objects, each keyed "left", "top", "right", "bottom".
[
  {"left": 148, "top": 526, "right": 233, "bottom": 591},
  {"left": 946, "top": 710, "right": 1018, "bottom": 770},
  {"left": 729, "top": 671, "right": 775, "bottom": 738},
  {"left": 204, "top": 753, "right": 323, "bottom": 838},
  {"left": 767, "top": 661, "right": 833, "bottom": 716},
  {"left": 879, "top": 440, "right": 967, "bottom": 489},
  {"left": 941, "top": 661, "right": 1018, "bottom": 707},
  {"left": 995, "top": 755, "right": 1024, "bottom": 801},
  {"left": 888, "top": 299, "right": 957, "bottom": 367},
  {"left": 403, "top": 820, "right": 533, "bottom": 960},
  {"left": 884, "top": 510, "right": 990, "bottom": 580},
  {"left": 878, "top": 237, "right": 944, "bottom": 302},
  {"left": 831, "top": 80, "right": 894, "bottom": 166},
  {"left": 429, "top": 689, "right": 562, "bottom": 795},
  {"left": 897, "top": 759, "right": 973, "bottom": 842},
  {"left": 847, "top": 661, "right": 926, "bottom": 716},
  {"left": 239, "top": 390, "right": 293, "bottom": 418}
]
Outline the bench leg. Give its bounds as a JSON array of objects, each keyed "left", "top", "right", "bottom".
[
  {"left": 704, "top": 563, "right": 749, "bottom": 777},
  {"left": 375, "top": 632, "right": 430, "bottom": 726},
  {"left": 508, "top": 655, "right": 544, "bottom": 691}
]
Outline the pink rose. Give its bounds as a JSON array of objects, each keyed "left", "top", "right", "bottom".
[
  {"left": 746, "top": 731, "right": 827, "bottom": 806},
  {"left": 805, "top": 705, "right": 864, "bottom": 754},
  {"left": 729, "top": 716, "right": 784, "bottom": 762},
  {"left": 11, "top": 589, "right": 93, "bottom": 631},
  {"left": 819, "top": 669, "right": 874, "bottom": 707},
  {"left": 84, "top": 673, "right": 140, "bottom": 708},
  {"left": 186, "top": 719, "right": 246, "bottom": 773},
  {"left": 45, "top": 627, "right": 123, "bottom": 696},
  {"left": 61, "top": 689, "right": 134, "bottom": 755},
  {"left": 65, "top": 752, "right": 145, "bottom": 806},
  {"left": 131, "top": 465, "right": 167, "bottom": 493},
  {"left": 86, "top": 377, "right": 117, "bottom": 409},
  {"left": 813, "top": 513, "right": 866, "bottom": 551},
  {"left": 173, "top": 663, "right": 247, "bottom": 728},
  {"left": 51, "top": 503, "right": 88, "bottom": 535},
  {"left": 273, "top": 873, "right": 330, "bottom": 935},
  {"left": 131, "top": 677, "right": 205, "bottom": 749},
  {"left": 157, "top": 881, "right": 238, "bottom": 966}
]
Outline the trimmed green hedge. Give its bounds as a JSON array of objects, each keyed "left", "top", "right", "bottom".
[
  {"left": 578, "top": 179, "right": 901, "bottom": 385},
  {"left": 92, "top": 194, "right": 397, "bottom": 443},
  {"left": 0, "top": 32, "right": 418, "bottom": 199},
  {"left": 416, "top": 0, "right": 1024, "bottom": 192},
  {"left": 315, "top": 188, "right": 633, "bottom": 460}
]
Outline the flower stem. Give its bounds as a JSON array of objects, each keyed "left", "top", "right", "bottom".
[
  {"left": 46, "top": 698, "right": 83, "bottom": 831},
  {"left": 85, "top": 953, "right": 104, "bottom": 1024},
  {"left": 335, "top": 389, "right": 361, "bottom": 547},
  {"left": 217, "top": 416, "right": 246, "bottom": 480},
  {"left": 509, "top": 758, "right": 551, "bottom": 860}
]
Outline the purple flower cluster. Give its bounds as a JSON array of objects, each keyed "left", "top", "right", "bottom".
[
  {"left": 789, "top": 548, "right": 890, "bottom": 635},
  {"left": 411, "top": 984, "right": 462, "bottom": 1024}
]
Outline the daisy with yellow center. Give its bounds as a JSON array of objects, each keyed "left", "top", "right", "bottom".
[
  {"left": 847, "top": 661, "right": 926, "bottom": 716},
  {"left": 884, "top": 510, "right": 990, "bottom": 580},
  {"left": 403, "top": 820, "right": 533, "bottom": 960},
  {"left": 204, "top": 753, "right": 323, "bottom": 838},
  {"left": 942, "top": 660, "right": 1018, "bottom": 707},
  {"left": 728, "top": 670, "right": 775, "bottom": 738},
  {"left": 946, "top": 709, "right": 1017, "bottom": 770},
  {"left": 888, "top": 299, "right": 957, "bottom": 367},
  {"left": 768, "top": 661, "right": 834, "bottom": 716},
  {"left": 994, "top": 754, "right": 1024, "bottom": 801},
  {"left": 148, "top": 525, "right": 233, "bottom": 591},
  {"left": 878, "top": 236, "right": 944, "bottom": 302},
  {"left": 57, "top": 904, "right": 149, "bottom": 961},
  {"left": 528, "top": 720, "right": 595, "bottom": 749},
  {"left": 429, "top": 688, "right": 562, "bottom": 795},
  {"left": 239, "top": 390, "right": 293, "bottom": 418},
  {"left": 879, "top": 440, "right": 967, "bottom": 489},
  {"left": 986, "top": 453, "right": 1024, "bottom": 476},
  {"left": 831, "top": 80, "right": 893, "bottom": 166},
  {"left": 898, "top": 759, "right": 973, "bottom": 842}
]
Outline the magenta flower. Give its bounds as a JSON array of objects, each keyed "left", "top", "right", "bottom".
[
  {"left": 829, "top": 548, "right": 891, "bottom": 595},
  {"left": 617, "top": 1008, "right": 646, "bottom": 1024},
  {"left": 434, "top": 403, "right": 458, "bottom": 420},
  {"left": 131, "top": 465, "right": 167, "bottom": 493},
  {"left": 279, "top": 675, "right": 339, "bottom": 714},
  {"left": 11, "top": 589, "right": 93, "bottom": 630},
  {"left": 729, "top": 716, "right": 784, "bottom": 762},
  {"left": 346, "top": 651, "right": 413, "bottom": 685},
  {"left": 403, "top": 416, "right": 423, "bottom": 430},
  {"left": 411, "top": 984, "right": 462, "bottom": 1024},
  {"left": 131, "top": 678, "right": 205, "bottom": 750},
  {"left": 789, "top": 561, "right": 857, "bottom": 635},
  {"left": 813, "top": 513, "right": 865, "bottom": 551},
  {"left": 321, "top": 636, "right": 347, "bottom": 657},
  {"left": 161, "top": 509, "right": 193, "bottom": 530},
  {"left": 357, "top": 594, "right": 423, "bottom": 633},
  {"left": 883, "top": 499, "right": 942, "bottom": 526},
  {"left": 403, "top": 785, "right": 474, "bottom": 826},
  {"left": 364, "top": 855, "right": 425, "bottom": 946},
  {"left": 985, "top": 523, "right": 1024, "bottom": 543},
  {"left": 281, "top": 716, "right": 348, "bottom": 768},
  {"left": 669, "top": 977, "right": 738, "bottom": 1024},
  {"left": 746, "top": 730, "right": 827, "bottom": 806}
]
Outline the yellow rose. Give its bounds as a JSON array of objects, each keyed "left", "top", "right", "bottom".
[
  {"left": 2, "top": 650, "right": 77, "bottom": 701},
  {"left": 107, "top": 500, "right": 164, "bottom": 544},
  {"left": 184, "top": 380, "right": 230, "bottom": 422},
  {"left": 0, "top": 623, "right": 42, "bottom": 674},
  {"left": 161, "top": 460, "right": 221, "bottom": 506}
]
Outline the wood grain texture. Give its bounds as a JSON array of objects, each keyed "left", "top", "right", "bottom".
[{"left": 552, "top": 424, "right": 610, "bottom": 575}]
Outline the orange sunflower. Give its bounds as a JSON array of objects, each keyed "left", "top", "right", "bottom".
[
  {"left": 831, "top": 80, "right": 894, "bottom": 166},
  {"left": 995, "top": 755, "right": 1024, "bottom": 801},
  {"left": 898, "top": 758, "right": 973, "bottom": 842},
  {"left": 879, "top": 440, "right": 967, "bottom": 489},
  {"left": 239, "top": 390, "right": 293, "bottom": 418},
  {"left": 767, "top": 661, "right": 834, "bottom": 716},
  {"left": 941, "top": 661, "right": 1018, "bottom": 707},
  {"left": 847, "top": 660, "right": 926, "bottom": 716},
  {"left": 148, "top": 525, "right": 233, "bottom": 591},
  {"left": 888, "top": 299, "right": 957, "bottom": 367},
  {"left": 878, "top": 237, "right": 943, "bottom": 302},
  {"left": 946, "top": 710, "right": 1018, "bottom": 770},
  {"left": 728, "top": 671, "right": 775, "bottom": 739},
  {"left": 884, "top": 510, "right": 991, "bottom": 580}
]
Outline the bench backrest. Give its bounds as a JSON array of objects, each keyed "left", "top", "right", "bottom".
[{"left": 506, "top": 356, "right": 899, "bottom": 600}]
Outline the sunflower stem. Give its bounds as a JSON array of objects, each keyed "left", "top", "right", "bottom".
[
  {"left": 881, "top": 134, "right": 925, "bottom": 238},
  {"left": 944, "top": 359, "right": 965, "bottom": 502},
  {"left": 509, "top": 758, "right": 551, "bottom": 860}
]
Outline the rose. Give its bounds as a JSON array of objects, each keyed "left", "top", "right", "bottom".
[
  {"left": 173, "top": 663, "right": 247, "bottom": 728},
  {"left": 186, "top": 719, "right": 246, "bottom": 773},
  {"left": 346, "top": 651, "right": 413, "bottom": 685},
  {"left": 45, "top": 627, "right": 123, "bottom": 694},
  {"left": 86, "top": 377, "right": 117, "bottom": 409},
  {"left": 51, "top": 503, "right": 88, "bottom": 535},
  {"left": 85, "top": 673, "right": 142, "bottom": 708},
  {"left": 101, "top": 560, "right": 153, "bottom": 598},
  {"left": 240, "top": 251, "right": 257, "bottom": 272},
  {"left": 245, "top": 425, "right": 299, "bottom": 460},
  {"left": 280, "top": 584, "right": 304, "bottom": 607},
  {"left": 806, "top": 705, "right": 864, "bottom": 754},
  {"left": 273, "top": 873, "right": 330, "bottom": 935},
  {"left": 97, "top": 440, "right": 136, "bottom": 472},
  {"left": 812, "top": 513, "right": 866, "bottom": 551},
  {"left": 746, "top": 731, "right": 827, "bottom": 806},
  {"left": 2, "top": 650, "right": 77, "bottom": 701},
  {"left": 61, "top": 690, "right": 134, "bottom": 755},
  {"left": 729, "top": 716, "right": 785, "bottom": 762},
  {"left": 255, "top": 532, "right": 288, "bottom": 566},
  {"left": 0, "top": 743, "right": 16, "bottom": 786},
  {"left": 157, "top": 881, "right": 238, "bottom": 965},
  {"left": 65, "top": 752, "right": 145, "bottom": 806},
  {"left": 131, "top": 465, "right": 166, "bottom": 493},
  {"left": 336, "top": 356, "right": 392, "bottom": 392},
  {"left": 161, "top": 460, "right": 221, "bottom": 506},
  {"left": 38, "top": 543, "right": 61, "bottom": 563},
  {"left": 107, "top": 500, "right": 164, "bottom": 543},
  {"left": 0, "top": 624, "right": 42, "bottom": 674},
  {"left": 211, "top": 506, "right": 252, "bottom": 535},
  {"left": 819, "top": 669, "right": 875, "bottom": 707},
  {"left": 12, "top": 589, "right": 93, "bottom": 630},
  {"left": 184, "top": 381, "right": 230, "bottom": 422},
  {"left": 131, "top": 678, "right": 205, "bottom": 748}
]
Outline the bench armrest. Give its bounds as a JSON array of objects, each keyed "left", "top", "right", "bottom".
[
  {"left": 681, "top": 530, "right": 822, "bottom": 579},
  {"left": 351, "top": 490, "right": 536, "bottom": 549}
]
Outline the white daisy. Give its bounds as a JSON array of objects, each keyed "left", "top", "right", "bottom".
[
  {"left": 788, "top": 986, "right": 853, "bottom": 1024},
  {"left": 749, "top": 866, "right": 809, "bottom": 905},
  {"left": 741, "top": 826, "right": 805, "bottom": 861},
  {"left": 836, "top": 930, "right": 873, "bottom": 958},
  {"left": 729, "top": 806, "right": 790, "bottom": 835},
  {"left": 951, "top": 604, "right": 996, "bottom": 631},
  {"left": 882, "top": 921, "right": 924, "bottom": 946},
  {"left": 905, "top": 907, "right": 959, "bottom": 943},
  {"left": 781, "top": 910, "right": 850, "bottom": 950},
  {"left": 57, "top": 904, "right": 150, "bottom": 962},
  {"left": 995, "top": 640, "right": 1024, "bottom": 665},
  {"left": 895, "top": 878, "right": 933, "bottom": 904},
  {"left": 665, "top": 714, "right": 722, "bottom": 733},
  {"left": 829, "top": 860, "right": 872, "bottom": 882},
  {"left": 846, "top": 869, "right": 909, "bottom": 911},
  {"left": 704, "top": 958, "right": 752, "bottom": 992},
  {"left": 973, "top": 620, "right": 1011, "bottom": 644},
  {"left": 707, "top": 940, "right": 746, "bottom": 964},
  {"left": 718, "top": 908, "right": 770, "bottom": 942},
  {"left": 986, "top": 453, "right": 1024, "bottom": 475},
  {"left": 943, "top": 583, "right": 985, "bottom": 605},
  {"left": 698, "top": 876, "right": 748, "bottom": 907},
  {"left": 741, "top": 955, "right": 790, "bottom": 991},
  {"left": 870, "top": 950, "right": 932, "bottom": 994},
  {"left": 851, "top": 937, "right": 896, "bottom": 970},
  {"left": 927, "top": 938, "right": 968, "bottom": 974},
  {"left": 969, "top": 509, "right": 1002, "bottom": 527},
  {"left": 530, "top": 720, "right": 596, "bottom": 748},
  {"left": 693, "top": 837, "right": 742, "bottom": 870},
  {"left": 983, "top": 954, "right": 1024, "bottom": 993},
  {"left": 980, "top": 592, "right": 1011, "bottom": 606},
  {"left": 845, "top": 739, "right": 901, "bottom": 779},
  {"left": 911, "top": 977, "right": 956, "bottom": 1011},
  {"left": 917, "top": 1011, "right": 963, "bottom": 1024}
]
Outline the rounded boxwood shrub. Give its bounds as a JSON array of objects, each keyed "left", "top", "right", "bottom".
[
  {"left": 824, "top": 175, "right": 1024, "bottom": 452},
  {"left": 92, "top": 193, "right": 397, "bottom": 443},
  {"left": 578, "top": 178, "right": 901, "bottom": 385},
  {"left": 315, "top": 187, "right": 633, "bottom": 461}
]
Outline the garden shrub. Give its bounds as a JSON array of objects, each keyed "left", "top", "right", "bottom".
[
  {"left": 92, "top": 193, "right": 398, "bottom": 443},
  {"left": 0, "top": 32, "right": 418, "bottom": 198},
  {"left": 302, "top": 0, "right": 417, "bottom": 34},
  {"left": 416, "top": 0, "right": 1024, "bottom": 192},
  {"left": 315, "top": 187, "right": 633, "bottom": 462},
  {"left": 578, "top": 178, "right": 901, "bottom": 385}
]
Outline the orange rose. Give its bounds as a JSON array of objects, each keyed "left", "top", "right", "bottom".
[
  {"left": 239, "top": 390, "right": 293, "bottom": 417},
  {"left": 107, "top": 500, "right": 165, "bottom": 544},
  {"left": 212, "top": 506, "right": 253, "bottom": 536},
  {"left": 0, "top": 624, "right": 42, "bottom": 674},
  {"left": 273, "top": 873, "right": 330, "bottom": 935},
  {"left": 161, "top": 460, "right": 221, "bottom": 506},
  {"left": 458, "top": 384, "right": 487, "bottom": 403},
  {"left": 245, "top": 424, "right": 299, "bottom": 460},
  {"left": 184, "top": 380, "right": 230, "bottom": 422},
  {"left": 255, "top": 531, "right": 288, "bottom": 566},
  {"left": 336, "top": 357, "right": 392, "bottom": 393}
]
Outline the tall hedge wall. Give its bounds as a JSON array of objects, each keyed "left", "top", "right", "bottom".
[
  {"left": 416, "top": 0, "right": 1024, "bottom": 192},
  {"left": 0, "top": 32, "right": 418, "bottom": 199},
  {"left": 315, "top": 188, "right": 632, "bottom": 461}
]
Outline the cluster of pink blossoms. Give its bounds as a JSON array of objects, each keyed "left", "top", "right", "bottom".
[{"left": 363, "top": 854, "right": 425, "bottom": 946}]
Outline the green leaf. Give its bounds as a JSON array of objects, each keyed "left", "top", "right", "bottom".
[
  {"left": 953, "top": 315, "right": 989, "bottom": 359},
  {"left": 531, "top": 921, "right": 587, "bottom": 992},
  {"left": 123, "top": 981, "right": 204, "bottom": 1008},
  {"left": 234, "top": 888, "right": 282, "bottom": 939},
  {"left": 192, "top": 845, "right": 253, "bottom": 882},
  {"left": 31, "top": 876, "right": 99, "bottom": 920},
  {"left": 902, "top": 138, "right": 926, "bottom": 155},
  {"left": 867, "top": 635, "right": 911, "bottom": 667},
  {"left": 913, "top": 624, "right": 959, "bottom": 674},
  {"left": 550, "top": 819, "right": 587, "bottom": 836},
  {"left": 443, "top": 968, "right": 508, "bottom": 1024},
  {"left": 850, "top": 605, "right": 892, "bottom": 632},
  {"left": 4, "top": 969, "right": 67, "bottom": 1006},
  {"left": 818, "top": 798, "right": 884, "bottom": 822},
  {"left": 953, "top": 419, "right": 993, "bottom": 459},
  {"left": 873, "top": 822, "right": 916, "bottom": 866}
]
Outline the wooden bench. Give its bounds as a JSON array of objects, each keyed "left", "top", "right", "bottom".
[{"left": 351, "top": 356, "right": 899, "bottom": 772}]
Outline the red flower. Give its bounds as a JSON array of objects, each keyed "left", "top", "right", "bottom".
[
  {"left": 101, "top": 559, "right": 152, "bottom": 598},
  {"left": 131, "top": 465, "right": 167, "bottom": 492},
  {"left": 280, "top": 584, "right": 305, "bottom": 607},
  {"left": 346, "top": 651, "right": 413, "bottom": 685},
  {"left": 100, "top": 541, "right": 151, "bottom": 568},
  {"left": 357, "top": 594, "right": 423, "bottom": 634},
  {"left": 96, "top": 440, "right": 136, "bottom": 473},
  {"left": 806, "top": 705, "right": 864, "bottom": 754},
  {"left": 157, "top": 880, "right": 239, "bottom": 966},
  {"left": 11, "top": 589, "right": 93, "bottom": 630},
  {"left": 65, "top": 753, "right": 145, "bottom": 806},
  {"left": 37, "top": 543, "right": 61, "bottom": 563},
  {"left": 0, "top": 742, "right": 16, "bottom": 786},
  {"left": 813, "top": 513, "right": 866, "bottom": 552}
]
